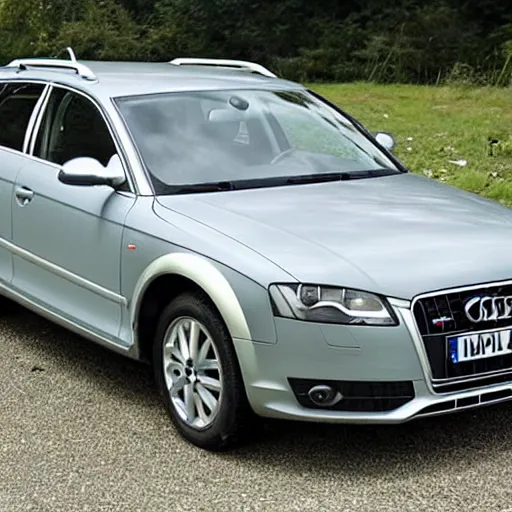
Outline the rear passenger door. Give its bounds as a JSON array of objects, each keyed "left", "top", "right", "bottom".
[
  {"left": 11, "top": 86, "right": 135, "bottom": 343},
  {"left": 0, "top": 82, "right": 47, "bottom": 287}
]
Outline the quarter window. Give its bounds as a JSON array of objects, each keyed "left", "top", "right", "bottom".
[
  {"left": 0, "top": 83, "right": 45, "bottom": 152},
  {"left": 34, "top": 88, "right": 117, "bottom": 167}
]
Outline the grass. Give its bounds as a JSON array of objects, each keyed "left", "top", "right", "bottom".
[{"left": 310, "top": 82, "right": 512, "bottom": 206}]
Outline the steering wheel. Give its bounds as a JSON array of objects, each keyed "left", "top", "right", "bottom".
[{"left": 270, "top": 148, "right": 297, "bottom": 165}]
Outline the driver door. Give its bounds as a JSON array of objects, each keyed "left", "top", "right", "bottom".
[{"left": 11, "top": 86, "right": 135, "bottom": 343}]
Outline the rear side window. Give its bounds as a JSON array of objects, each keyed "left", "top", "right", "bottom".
[{"left": 0, "top": 83, "right": 45, "bottom": 152}]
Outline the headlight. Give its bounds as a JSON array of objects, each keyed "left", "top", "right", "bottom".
[{"left": 269, "top": 284, "right": 397, "bottom": 326}]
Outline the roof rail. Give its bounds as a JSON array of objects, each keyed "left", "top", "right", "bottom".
[
  {"left": 169, "top": 58, "right": 277, "bottom": 78},
  {"left": 6, "top": 47, "right": 97, "bottom": 81}
]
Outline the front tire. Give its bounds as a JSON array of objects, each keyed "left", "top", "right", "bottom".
[{"left": 153, "top": 292, "right": 251, "bottom": 451}]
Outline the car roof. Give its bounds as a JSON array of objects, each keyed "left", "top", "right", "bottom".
[{"left": 0, "top": 60, "right": 304, "bottom": 100}]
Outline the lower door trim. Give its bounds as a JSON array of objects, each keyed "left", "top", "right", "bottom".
[{"left": 0, "top": 279, "right": 137, "bottom": 359}]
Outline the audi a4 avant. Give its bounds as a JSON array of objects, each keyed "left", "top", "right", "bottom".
[{"left": 1, "top": 50, "right": 512, "bottom": 450}]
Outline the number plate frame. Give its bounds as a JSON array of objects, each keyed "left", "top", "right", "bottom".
[{"left": 447, "top": 327, "right": 512, "bottom": 364}]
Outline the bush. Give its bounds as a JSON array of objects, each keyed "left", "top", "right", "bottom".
[{"left": 0, "top": 0, "right": 511, "bottom": 85}]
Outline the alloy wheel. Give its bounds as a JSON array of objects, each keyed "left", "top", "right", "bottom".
[{"left": 162, "top": 317, "right": 223, "bottom": 430}]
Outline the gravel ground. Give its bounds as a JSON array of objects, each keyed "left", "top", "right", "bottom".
[{"left": 2, "top": 307, "right": 512, "bottom": 512}]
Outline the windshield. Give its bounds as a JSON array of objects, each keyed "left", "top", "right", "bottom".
[{"left": 115, "top": 89, "right": 400, "bottom": 194}]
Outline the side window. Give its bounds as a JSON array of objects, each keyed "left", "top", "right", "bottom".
[
  {"left": 34, "top": 88, "right": 117, "bottom": 167},
  {"left": 0, "top": 83, "right": 46, "bottom": 152}
]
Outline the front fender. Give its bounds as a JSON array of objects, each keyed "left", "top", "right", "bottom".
[{"left": 130, "top": 252, "right": 255, "bottom": 344}]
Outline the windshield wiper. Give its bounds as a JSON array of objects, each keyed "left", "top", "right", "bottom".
[
  {"left": 285, "top": 172, "right": 352, "bottom": 185},
  {"left": 164, "top": 181, "right": 236, "bottom": 195},
  {"left": 160, "top": 168, "right": 397, "bottom": 195},
  {"left": 166, "top": 175, "right": 349, "bottom": 194},
  {"left": 284, "top": 169, "right": 396, "bottom": 185}
]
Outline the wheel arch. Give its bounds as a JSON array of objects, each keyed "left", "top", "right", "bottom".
[{"left": 130, "top": 253, "right": 251, "bottom": 361}]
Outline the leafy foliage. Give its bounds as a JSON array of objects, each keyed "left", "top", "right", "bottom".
[{"left": 0, "top": 0, "right": 511, "bottom": 84}]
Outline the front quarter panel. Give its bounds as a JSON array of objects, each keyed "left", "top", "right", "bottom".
[{"left": 121, "top": 197, "right": 286, "bottom": 348}]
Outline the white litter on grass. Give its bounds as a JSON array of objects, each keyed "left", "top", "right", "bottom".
[
  {"left": 448, "top": 159, "right": 467, "bottom": 167},
  {"left": 407, "top": 147, "right": 412, "bottom": 151},
  {"left": 383, "top": 113, "right": 389, "bottom": 118},
  {"left": 407, "top": 137, "right": 414, "bottom": 141}
]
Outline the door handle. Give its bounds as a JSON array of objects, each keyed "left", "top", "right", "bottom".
[{"left": 15, "top": 186, "right": 34, "bottom": 205}]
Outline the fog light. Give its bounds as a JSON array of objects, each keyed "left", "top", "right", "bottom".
[{"left": 308, "top": 385, "right": 342, "bottom": 407}]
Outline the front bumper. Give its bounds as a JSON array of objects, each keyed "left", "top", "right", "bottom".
[{"left": 233, "top": 304, "right": 512, "bottom": 423}]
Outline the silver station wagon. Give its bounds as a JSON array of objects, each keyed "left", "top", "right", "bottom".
[{"left": 2, "top": 50, "right": 512, "bottom": 451}]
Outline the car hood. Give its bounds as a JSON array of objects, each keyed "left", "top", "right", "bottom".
[{"left": 156, "top": 173, "right": 512, "bottom": 299}]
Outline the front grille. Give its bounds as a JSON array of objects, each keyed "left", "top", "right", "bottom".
[
  {"left": 413, "top": 283, "right": 512, "bottom": 392},
  {"left": 288, "top": 378, "right": 414, "bottom": 412}
]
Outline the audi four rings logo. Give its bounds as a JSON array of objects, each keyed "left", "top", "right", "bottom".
[{"left": 464, "top": 295, "right": 512, "bottom": 323}]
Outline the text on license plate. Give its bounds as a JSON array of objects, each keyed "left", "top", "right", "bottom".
[{"left": 448, "top": 328, "right": 512, "bottom": 364}]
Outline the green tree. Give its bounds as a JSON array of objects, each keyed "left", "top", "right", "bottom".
[{"left": 0, "top": 0, "right": 511, "bottom": 84}]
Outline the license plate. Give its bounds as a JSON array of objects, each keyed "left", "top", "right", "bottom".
[{"left": 448, "top": 328, "right": 512, "bottom": 364}]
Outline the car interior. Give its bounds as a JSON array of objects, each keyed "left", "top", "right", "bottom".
[
  {"left": 0, "top": 84, "right": 44, "bottom": 152},
  {"left": 42, "top": 92, "right": 117, "bottom": 167}
]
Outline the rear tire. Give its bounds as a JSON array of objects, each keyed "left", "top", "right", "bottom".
[{"left": 153, "top": 291, "right": 252, "bottom": 451}]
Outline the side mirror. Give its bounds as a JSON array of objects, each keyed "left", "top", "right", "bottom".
[
  {"left": 58, "top": 156, "right": 126, "bottom": 188},
  {"left": 375, "top": 132, "right": 396, "bottom": 152}
]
